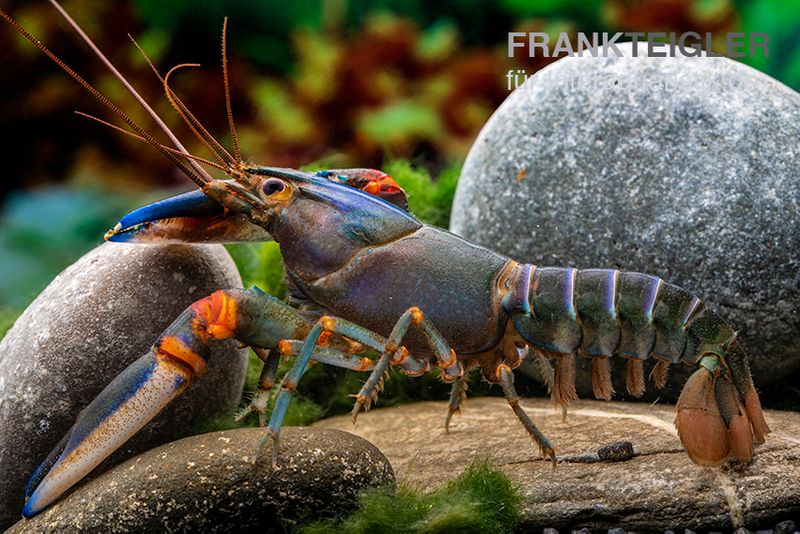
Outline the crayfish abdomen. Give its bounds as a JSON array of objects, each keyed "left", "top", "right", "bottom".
[{"left": 500, "top": 264, "right": 770, "bottom": 465}]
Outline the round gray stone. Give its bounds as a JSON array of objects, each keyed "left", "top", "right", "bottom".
[
  {"left": 451, "top": 43, "right": 800, "bottom": 398},
  {"left": 9, "top": 427, "right": 395, "bottom": 533},
  {"left": 0, "top": 243, "right": 248, "bottom": 529}
]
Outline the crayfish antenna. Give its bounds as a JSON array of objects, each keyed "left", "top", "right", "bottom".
[{"left": 675, "top": 366, "right": 730, "bottom": 465}]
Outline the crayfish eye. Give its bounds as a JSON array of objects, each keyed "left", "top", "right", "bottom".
[{"left": 261, "top": 178, "right": 287, "bottom": 197}]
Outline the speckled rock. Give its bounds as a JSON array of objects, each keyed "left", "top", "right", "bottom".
[
  {"left": 450, "top": 43, "right": 800, "bottom": 399},
  {"left": 0, "top": 243, "right": 248, "bottom": 529},
  {"left": 9, "top": 427, "right": 394, "bottom": 533},
  {"left": 316, "top": 398, "right": 800, "bottom": 530}
]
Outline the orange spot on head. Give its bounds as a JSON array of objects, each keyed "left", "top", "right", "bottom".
[
  {"left": 191, "top": 290, "right": 238, "bottom": 340},
  {"left": 363, "top": 181, "right": 381, "bottom": 195},
  {"left": 158, "top": 336, "right": 206, "bottom": 376}
]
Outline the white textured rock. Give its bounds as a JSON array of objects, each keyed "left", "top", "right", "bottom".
[{"left": 0, "top": 243, "right": 248, "bottom": 528}]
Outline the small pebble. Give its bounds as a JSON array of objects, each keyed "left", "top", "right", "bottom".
[
  {"left": 774, "top": 520, "right": 796, "bottom": 534},
  {"left": 608, "top": 529, "right": 626, "bottom": 534},
  {"left": 597, "top": 441, "right": 635, "bottom": 462}
]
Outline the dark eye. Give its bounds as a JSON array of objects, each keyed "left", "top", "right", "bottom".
[{"left": 262, "top": 178, "right": 286, "bottom": 197}]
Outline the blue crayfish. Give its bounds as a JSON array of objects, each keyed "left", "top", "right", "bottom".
[{"left": 1, "top": 2, "right": 770, "bottom": 519}]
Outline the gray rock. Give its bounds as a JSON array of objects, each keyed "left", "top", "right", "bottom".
[
  {"left": 450, "top": 43, "right": 800, "bottom": 399},
  {"left": 0, "top": 243, "right": 248, "bottom": 529},
  {"left": 315, "top": 397, "right": 800, "bottom": 530},
  {"left": 9, "top": 427, "right": 394, "bottom": 533}
]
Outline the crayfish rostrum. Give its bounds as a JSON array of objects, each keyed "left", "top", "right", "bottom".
[{"left": 1, "top": 1, "right": 770, "bottom": 519}]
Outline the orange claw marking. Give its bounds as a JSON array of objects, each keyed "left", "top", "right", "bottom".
[
  {"left": 438, "top": 349, "right": 458, "bottom": 369},
  {"left": 192, "top": 290, "right": 238, "bottom": 340},
  {"left": 157, "top": 336, "right": 206, "bottom": 376},
  {"left": 320, "top": 316, "right": 336, "bottom": 331},
  {"left": 409, "top": 307, "right": 424, "bottom": 325},
  {"left": 357, "top": 357, "right": 374, "bottom": 371},
  {"left": 317, "top": 330, "right": 333, "bottom": 346},
  {"left": 277, "top": 340, "right": 293, "bottom": 355},
  {"left": 391, "top": 346, "right": 409, "bottom": 365}
]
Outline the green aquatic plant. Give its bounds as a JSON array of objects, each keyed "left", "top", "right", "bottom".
[{"left": 298, "top": 458, "right": 522, "bottom": 534}]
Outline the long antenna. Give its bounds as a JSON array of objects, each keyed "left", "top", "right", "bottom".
[
  {"left": 45, "top": 0, "right": 215, "bottom": 184},
  {"left": 163, "top": 64, "right": 238, "bottom": 169},
  {"left": 222, "top": 17, "right": 242, "bottom": 165},
  {"left": 128, "top": 35, "right": 240, "bottom": 176},
  {"left": 0, "top": 5, "right": 209, "bottom": 188},
  {"left": 75, "top": 112, "right": 230, "bottom": 172}
]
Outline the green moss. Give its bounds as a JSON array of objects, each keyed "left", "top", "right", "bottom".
[
  {"left": 384, "top": 160, "right": 460, "bottom": 228},
  {"left": 0, "top": 308, "right": 20, "bottom": 340},
  {"left": 298, "top": 458, "right": 521, "bottom": 533},
  {"left": 225, "top": 241, "right": 287, "bottom": 298}
]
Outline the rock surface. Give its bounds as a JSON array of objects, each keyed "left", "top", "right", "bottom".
[
  {"left": 315, "top": 397, "right": 800, "bottom": 530},
  {"left": 10, "top": 427, "right": 394, "bottom": 533},
  {"left": 450, "top": 43, "right": 800, "bottom": 398},
  {"left": 0, "top": 243, "right": 248, "bottom": 529}
]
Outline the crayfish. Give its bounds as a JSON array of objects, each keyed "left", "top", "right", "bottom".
[{"left": 1, "top": 1, "right": 770, "bottom": 519}]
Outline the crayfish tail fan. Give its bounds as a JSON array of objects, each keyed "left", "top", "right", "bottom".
[{"left": 674, "top": 366, "right": 730, "bottom": 465}]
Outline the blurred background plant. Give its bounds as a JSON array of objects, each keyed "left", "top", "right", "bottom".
[{"left": 1, "top": 0, "right": 798, "bottom": 414}]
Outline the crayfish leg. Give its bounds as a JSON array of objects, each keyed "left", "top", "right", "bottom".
[
  {"left": 444, "top": 377, "right": 468, "bottom": 432},
  {"left": 675, "top": 364, "right": 730, "bottom": 465},
  {"left": 497, "top": 365, "right": 556, "bottom": 465}
]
